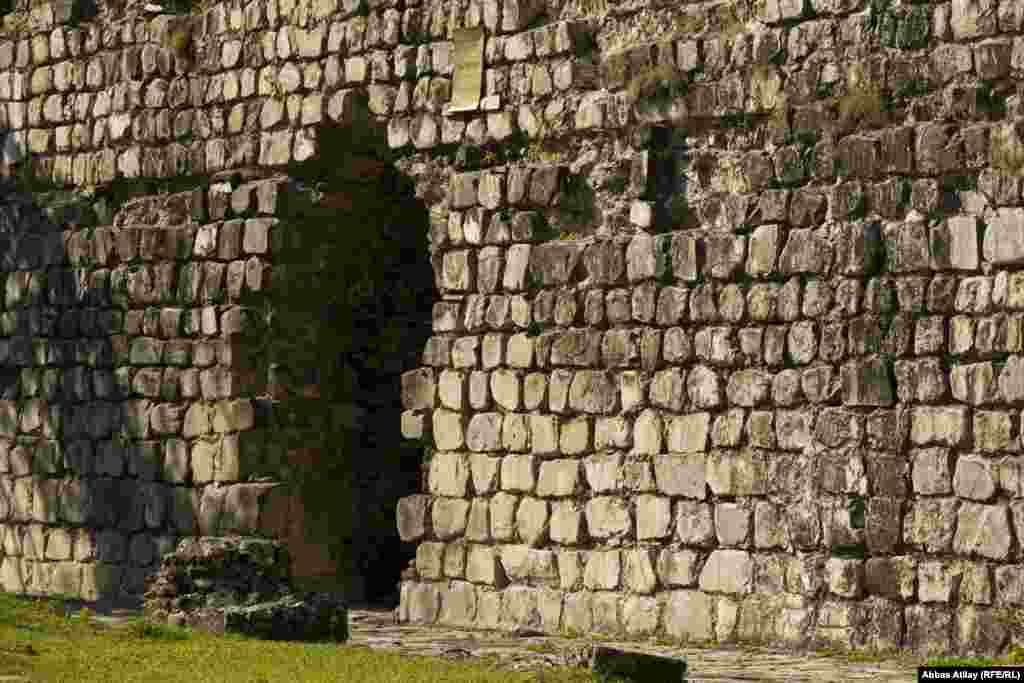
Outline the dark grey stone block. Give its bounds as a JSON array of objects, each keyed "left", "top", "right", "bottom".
[{"left": 590, "top": 646, "right": 687, "bottom": 682}]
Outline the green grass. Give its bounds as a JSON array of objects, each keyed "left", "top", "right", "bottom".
[
  {"left": 7, "top": 592, "right": 1013, "bottom": 682},
  {"left": 0, "top": 593, "right": 603, "bottom": 683},
  {"left": 928, "top": 656, "right": 1004, "bottom": 667},
  {"left": 927, "top": 648, "right": 1024, "bottom": 668}
]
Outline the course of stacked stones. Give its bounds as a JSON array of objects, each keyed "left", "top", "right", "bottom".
[
  {"left": 0, "top": 172, "right": 319, "bottom": 605},
  {"left": 143, "top": 536, "right": 348, "bottom": 641},
  {"left": 392, "top": 0, "right": 1024, "bottom": 658},
  {"left": 396, "top": 199, "right": 1024, "bottom": 656},
  {"left": 0, "top": 0, "right": 1021, "bottom": 659}
]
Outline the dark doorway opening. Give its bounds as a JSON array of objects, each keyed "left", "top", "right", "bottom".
[{"left": 269, "top": 123, "right": 435, "bottom": 608}]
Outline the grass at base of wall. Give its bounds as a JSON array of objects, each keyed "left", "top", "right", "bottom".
[
  {"left": 928, "top": 652, "right": 1024, "bottom": 668},
  {"left": 0, "top": 593, "right": 617, "bottom": 683}
]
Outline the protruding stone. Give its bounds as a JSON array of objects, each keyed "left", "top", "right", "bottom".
[
  {"left": 932, "top": 216, "right": 980, "bottom": 271},
  {"left": 984, "top": 209, "right": 1024, "bottom": 265},
  {"left": 397, "top": 495, "right": 431, "bottom": 542}
]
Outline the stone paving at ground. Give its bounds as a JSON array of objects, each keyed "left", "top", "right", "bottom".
[
  {"left": 346, "top": 609, "right": 920, "bottom": 682},
  {"left": 49, "top": 601, "right": 924, "bottom": 682}
]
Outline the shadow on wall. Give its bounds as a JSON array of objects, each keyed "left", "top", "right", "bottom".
[
  {"left": 0, "top": 0, "right": 97, "bottom": 19},
  {"left": 0, "top": 137, "right": 164, "bottom": 605},
  {"left": 0, "top": 117, "right": 435, "bottom": 609}
]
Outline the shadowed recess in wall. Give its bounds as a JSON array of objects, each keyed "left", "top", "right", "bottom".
[
  {"left": 0, "top": 115, "right": 433, "bottom": 608},
  {"left": 236, "top": 121, "right": 435, "bottom": 605}
]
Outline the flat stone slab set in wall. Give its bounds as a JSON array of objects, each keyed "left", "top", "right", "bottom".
[{"left": 143, "top": 535, "right": 348, "bottom": 641}]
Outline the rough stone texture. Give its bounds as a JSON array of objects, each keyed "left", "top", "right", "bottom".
[
  {"left": 142, "top": 537, "right": 347, "bottom": 642},
  {"left": 1, "top": 0, "right": 1022, "bottom": 660}
]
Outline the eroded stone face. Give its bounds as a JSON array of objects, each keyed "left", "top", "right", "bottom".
[
  {"left": 143, "top": 537, "right": 347, "bottom": 642},
  {"left": 7, "top": 0, "right": 1024, "bottom": 659}
]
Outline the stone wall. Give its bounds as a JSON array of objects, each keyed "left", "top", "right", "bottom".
[
  {"left": 0, "top": 162, "right": 431, "bottom": 605},
  {"left": 1, "top": 0, "right": 1024, "bottom": 657},
  {"left": 391, "top": 0, "right": 1024, "bottom": 660},
  {"left": 0, "top": 172, "right": 331, "bottom": 604}
]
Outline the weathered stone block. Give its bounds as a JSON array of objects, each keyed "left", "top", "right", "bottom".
[
  {"left": 665, "top": 413, "right": 710, "bottom": 453},
  {"left": 714, "top": 503, "right": 751, "bottom": 547},
  {"left": 583, "top": 455, "right": 622, "bottom": 494},
  {"left": 549, "top": 500, "right": 585, "bottom": 545},
  {"left": 932, "top": 216, "right": 980, "bottom": 270},
  {"left": 865, "top": 556, "right": 917, "bottom": 600},
  {"left": 825, "top": 558, "right": 863, "bottom": 599},
  {"left": 998, "top": 356, "right": 1024, "bottom": 403},
  {"left": 568, "top": 370, "right": 618, "bottom": 413},
  {"left": 656, "top": 549, "right": 700, "bottom": 589},
  {"left": 397, "top": 494, "right": 431, "bottom": 542},
  {"left": 726, "top": 370, "right": 773, "bottom": 407},
  {"left": 954, "top": 455, "right": 997, "bottom": 501},
  {"left": 918, "top": 560, "right": 963, "bottom": 604},
  {"left": 911, "top": 448, "right": 954, "bottom": 495},
  {"left": 706, "top": 451, "right": 767, "bottom": 496},
  {"left": 501, "top": 454, "right": 536, "bottom": 493},
  {"left": 466, "top": 413, "right": 503, "bottom": 452},
  {"left": 654, "top": 454, "right": 706, "bottom": 498},
  {"left": 956, "top": 606, "right": 1010, "bottom": 655},
  {"left": 687, "top": 364, "right": 722, "bottom": 408},
  {"left": 664, "top": 590, "right": 713, "bottom": 642},
  {"left": 954, "top": 502, "right": 1012, "bottom": 561},
  {"left": 878, "top": 218, "right": 928, "bottom": 273},
  {"left": 438, "top": 581, "right": 478, "bottom": 628},
  {"left": 526, "top": 411, "right": 555, "bottom": 452},
  {"left": 636, "top": 495, "right": 672, "bottom": 540},
  {"left": 673, "top": 499, "right": 715, "bottom": 548},
  {"left": 984, "top": 209, "right": 1024, "bottom": 265},
  {"left": 778, "top": 229, "right": 830, "bottom": 275},
  {"left": 432, "top": 410, "right": 465, "bottom": 451},
  {"left": 585, "top": 496, "right": 632, "bottom": 539},
  {"left": 559, "top": 416, "right": 591, "bottom": 455},
  {"left": 841, "top": 358, "right": 894, "bottom": 406},
  {"left": 537, "top": 460, "right": 579, "bottom": 497},
  {"left": 416, "top": 541, "right": 445, "bottom": 579},
  {"left": 905, "top": 605, "right": 953, "bottom": 655},
  {"left": 530, "top": 242, "right": 585, "bottom": 286},
  {"left": 428, "top": 452, "right": 470, "bottom": 497},
  {"left": 432, "top": 498, "right": 471, "bottom": 540},
  {"left": 910, "top": 406, "right": 970, "bottom": 447},
  {"left": 516, "top": 497, "right": 549, "bottom": 547},
  {"left": 904, "top": 498, "right": 958, "bottom": 553},
  {"left": 775, "top": 410, "right": 814, "bottom": 451},
  {"left": 501, "top": 545, "right": 558, "bottom": 585},
  {"left": 466, "top": 545, "right": 507, "bottom": 586},
  {"left": 699, "top": 550, "right": 754, "bottom": 595},
  {"left": 951, "top": 362, "right": 997, "bottom": 406}
]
